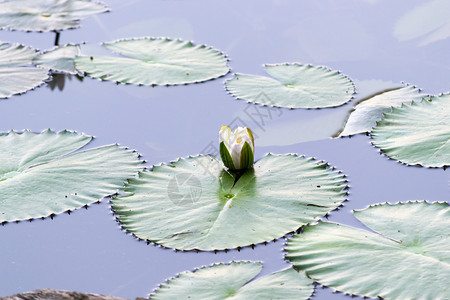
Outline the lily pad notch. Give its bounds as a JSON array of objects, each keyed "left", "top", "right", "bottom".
[
  {"left": 112, "top": 153, "right": 349, "bottom": 251},
  {"left": 337, "top": 84, "right": 426, "bottom": 137},
  {"left": 0, "top": 129, "right": 143, "bottom": 223},
  {"left": 285, "top": 201, "right": 450, "bottom": 300},
  {"left": 75, "top": 37, "right": 230, "bottom": 86},
  {"left": 150, "top": 261, "right": 314, "bottom": 300},
  {"left": 225, "top": 63, "right": 355, "bottom": 109}
]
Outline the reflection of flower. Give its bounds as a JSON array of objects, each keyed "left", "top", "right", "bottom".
[{"left": 219, "top": 125, "right": 255, "bottom": 171}]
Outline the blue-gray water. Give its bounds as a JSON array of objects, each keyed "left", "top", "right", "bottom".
[{"left": 0, "top": 0, "right": 449, "bottom": 299}]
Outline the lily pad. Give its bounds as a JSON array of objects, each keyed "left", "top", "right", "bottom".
[
  {"left": 151, "top": 261, "right": 314, "bottom": 300},
  {"left": 0, "top": 129, "right": 142, "bottom": 223},
  {"left": 33, "top": 44, "right": 81, "bottom": 74},
  {"left": 75, "top": 37, "right": 229, "bottom": 86},
  {"left": 0, "top": 42, "right": 49, "bottom": 98},
  {"left": 112, "top": 154, "right": 347, "bottom": 251},
  {"left": 225, "top": 63, "right": 355, "bottom": 109},
  {"left": 371, "top": 94, "right": 450, "bottom": 167},
  {"left": 338, "top": 85, "right": 425, "bottom": 137},
  {"left": 285, "top": 201, "right": 450, "bottom": 300},
  {"left": 0, "top": 0, "right": 109, "bottom": 32}
]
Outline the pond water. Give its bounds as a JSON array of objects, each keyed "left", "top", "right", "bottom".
[{"left": 0, "top": 0, "right": 449, "bottom": 299}]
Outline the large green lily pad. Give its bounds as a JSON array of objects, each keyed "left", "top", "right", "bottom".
[
  {"left": 0, "top": 129, "right": 142, "bottom": 222},
  {"left": 75, "top": 37, "right": 229, "bottom": 86},
  {"left": 112, "top": 154, "right": 347, "bottom": 251},
  {"left": 285, "top": 201, "right": 450, "bottom": 300},
  {"left": 0, "top": 42, "right": 49, "bottom": 98},
  {"left": 151, "top": 261, "right": 314, "bottom": 300},
  {"left": 371, "top": 94, "right": 450, "bottom": 167},
  {"left": 225, "top": 63, "right": 355, "bottom": 108},
  {"left": 33, "top": 44, "right": 81, "bottom": 74},
  {"left": 0, "top": 0, "right": 109, "bottom": 32},
  {"left": 338, "top": 85, "right": 425, "bottom": 137}
]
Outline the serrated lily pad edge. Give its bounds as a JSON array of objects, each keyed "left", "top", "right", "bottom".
[
  {"left": 370, "top": 95, "right": 449, "bottom": 169},
  {"left": 0, "top": 0, "right": 110, "bottom": 33},
  {"left": 32, "top": 43, "right": 84, "bottom": 74},
  {"left": 149, "top": 260, "right": 316, "bottom": 299},
  {"left": 111, "top": 153, "right": 350, "bottom": 252},
  {"left": 335, "top": 82, "right": 423, "bottom": 138},
  {"left": 283, "top": 200, "right": 449, "bottom": 299},
  {"left": 0, "top": 128, "right": 144, "bottom": 225},
  {"left": 224, "top": 62, "right": 356, "bottom": 109},
  {"left": 76, "top": 37, "right": 231, "bottom": 87},
  {"left": 0, "top": 42, "right": 50, "bottom": 99}
]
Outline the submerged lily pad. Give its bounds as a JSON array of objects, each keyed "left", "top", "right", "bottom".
[
  {"left": 225, "top": 63, "right": 355, "bottom": 108},
  {"left": 112, "top": 154, "right": 347, "bottom": 251},
  {"left": 0, "top": 0, "right": 109, "bottom": 32},
  {"left": 0, "top": 42, "right": 49, "bottom": 98},
  {"left": 33, "top": 44, "right": 81, "bottom": 74},
  {"left": 75, "top": 37, "right": 229, "bottom": 86},
  {"left": 338, "top": 85, "right": 425, "bottom": 137},
  {"left": 285, "top": 201, "right": 450, "bottom": 300},
  {"left": 0, "top": 129, "right": 142, "bottom": 223},
  {"left": 151, "top": 261, "right": 314, "bottom": 300},
  {"left": 371, "top": 94, "right": 450, "bottom": 167}
]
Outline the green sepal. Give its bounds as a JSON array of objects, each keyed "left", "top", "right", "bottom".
[
  {"left": 220, "top": 141, "right": 235, "bottom": 170},
  {"left": 240, "top": 141, "right": 254, "bottom": 169}
]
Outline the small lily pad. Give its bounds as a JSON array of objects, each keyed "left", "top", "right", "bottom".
[
  {"left": 371, "top": 94, "right": 450, "bottom": 167},
  {"left": 151, "top": 261, "right": 314, "bottom": 300},
  {"left": 0, "top": 42, "right": 49, "bottom": 98},
  {"left": 33, "top": 44, "right": 81, "bottom": 74},
  {"left": 75, "top": 37, "right": 229, "bottom": 86},
  {"left": 0, "top": 129, "right": 142, "bottom": 222},
  {"left": 338, "top": 85, "right": 425, "bottom": 137},
  {"left": 0, "top": 0, "right": 109, "bottom": 32},
  {"left": 285, "top": 201, "right": 450, "bottom": 300},
  {"left": 225, "top": 63, "right": 355, "bottom": 108},
  {"left": 112, "top": 154, "right": 347, "bottom": 251}
]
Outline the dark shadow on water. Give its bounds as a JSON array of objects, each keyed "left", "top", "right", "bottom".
[{"left": 47, "top": 73, "right": 84, "bottom": 92}]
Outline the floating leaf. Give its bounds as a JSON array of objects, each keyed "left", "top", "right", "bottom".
[
  {"left": 225, "top": 63, "right": 355, "bottom": 109},
  {"left": 75, "top": 37, "right": 229, "bottom": 86},
  {"left": 151, "top": 261, "right": 314, "bottom": 300},
  {"left": 33, "top": 44, "right": 81, "bottom": 74},
  {"left": 0, "top": 42, "right": 49, "bottom": 98},
  {"left": 112, "top": 154, "right": 347, "bottom": 251},
  {"left": 285, "top": 201, "right": 450, "bottom": 300},
  {"left": 371, "top": 94, "right": 449, "bottom": 167},
  {"left": 0, "top": 129, "right": 142, "bottom": 222},
  {"left": 338, "top": 85, "right": 425, "bottom": 137},
  {"left": 0, "top": 0, "right": 109, "bottom": 32}
]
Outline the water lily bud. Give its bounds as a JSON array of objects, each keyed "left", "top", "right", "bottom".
[{"left": 219, "top": 125, "right": 255, "bottom": 171}]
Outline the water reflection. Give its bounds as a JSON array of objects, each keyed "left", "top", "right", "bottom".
[
  {"left": 46, "top": 73, "right": 83, "bottom": 92},
  {"left": 394, "top": 0, "right": 450, "bottom": 46}
]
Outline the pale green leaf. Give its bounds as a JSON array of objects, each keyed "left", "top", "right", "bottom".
[
  {"left": 33, "top": 44, "right": 81, "bottom": 74},
  {"left": 0, "top": 42, "right": 49, "bottom": 98},
  {"left": 0, "top": 129, "right": 142, "bottom": 222},
  {"left": 225, "top": 63, "right": 355, "bottom": 109},
  {"left": 371, "top": 94, "right": 450, "bottom": 167},
  {"left": 0, "top": 0, "right": 109, "bottom": 32},
  {"left": 338, "top": 85, "right": 425, "bottom": 137},
  {"left": 151, "top": 261, "right": 314, "bottom": 300},
  {"left": 285, "top": 201, "right": 450, "bottom": 300},
  {"left": 112, "top": 154, "right": 347, "bottom": 251},
  {"left": 75, "top": 37, "right": 229, "bottom": 86}
]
